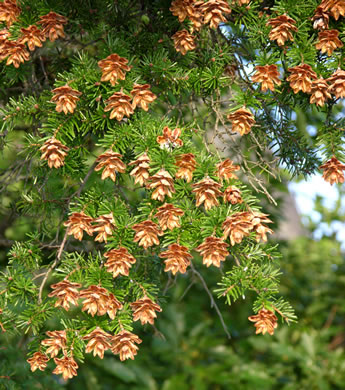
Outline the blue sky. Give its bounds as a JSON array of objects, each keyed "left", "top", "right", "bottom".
[{"left": 289, "top": 176, "right": 345, "bottom": 246}]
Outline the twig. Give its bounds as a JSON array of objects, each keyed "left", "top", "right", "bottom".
[
  {"left": 323, "top": 305, "right": 338, "bottom": 330},
  {"left": 73, "top": 162, "right": 97, "bottom": 198},
  {"left": 189, "top": 262, "right": 231, "bottom": 339},
  {"left": 222, "top": 283, "right": 236, "bottom": 297},
  {"left": 37, "top": 162, "right": 96, "bottom": 304},
  {"left": 38, "top": 230, "right": 68, "bottom": 304},
  {"left": 179, "top": 280, "right": 195, "bottom": 301}
]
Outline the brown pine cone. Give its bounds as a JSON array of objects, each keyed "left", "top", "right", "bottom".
[
  {"left": 94, "top": 150, "right": 126, "bottom": 182},
  {"left": 196, "top": 236, "right": 229, "bottom": 267},
  {"left": 27, "top": 352, "right": 49, "bottom": 372},
  {"left": 64, "top": 212, "right": 94, "bottom": 241},
  {"left": 315, "top": 29, "right": 343, "bottom": 56},
  {"left": 175, "top": 153, "right": 197, "bottom": 182},
  {"left": 172, "top": 30, "right": 196, "bottom": 55},
  {"left": 132, "top": 220, "right": 163, "bottom": 249},
  {"left": 266, "top": 14, "right": 298, "bottom": 46},
  {"left": 131, "top": 84, "right": 157, "bottom": 111},
  {"left": 216, "top": 158, "right": 240, "bottom": 181},
  {"left": 252, "top": 64, "right": 281, "bottom": 92},
  {"left": 159, "top": 243, "right": 192, "bottom": 274},
  {"left": 227, "top": 107, "right": 255, "bottom": 136},
  {"left": 310, "top": 77, "right": 331, "bottom": 107},
  {"left": 0, "top": 0, "right": 20, "bottom": 27},
  {"left": 53, "top": 356, "right": 78, "bottom": 380},
  {"left": 130, "top": 296, "right": 162, "bottom": 325},
  {"left": 104, "top": 247, "right": 136, "bottom": 278},
  {"left": 41, "top": 330, "right": 67, "bottom": 358},
  {"left": 48, "top": 279, "right": 82, "bottom": 311},
  {"left": 192, "top": 177, "right": 223, "bottom": 211},
  {"left": 98, "top": 53, "right": 131, "bottom": 86},
  {"left": 129, "top": 152, "right": 151, "bottom": 186},
  {"left": 320, "top": 156, "right": 345, "bottom": 185},
  {"left": 111, "top": 330, "right": 142, "bottom": 361},
  {"left": 51, "top": 85, "right": 82, "bottom": 114},
  {"left": 104, "top": 91, "right": 133, "bottom": 121},
  {"left": 83, "top": 327, "right": 112, "bottom": 359},
  {"left": 248, "top": 308, "right": 278, "bottom": 335},
  {"left": 40, "top": 137, "right": 69, "bottom": 169},
  {"left": 147, "top": 169, "right": 175, "bottom": 202},
  {"left": 327, "top": 68, "right": 345, "bottom": 99},
  {"left": 38, "top": 11, "right": 67, "bottom": 42},
  {"left": 154, "top": 203, "right": 184, "bottom": 231},
  {"left": 19, "top": 25, "right": 46, "bottom": 51},
  {"left": 286, "top": 64, "right": 317, "bottom": 94}
]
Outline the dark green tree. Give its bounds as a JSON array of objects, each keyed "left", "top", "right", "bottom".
[{"left": 0, "top": 0, "right": 344, "bottom": 387}]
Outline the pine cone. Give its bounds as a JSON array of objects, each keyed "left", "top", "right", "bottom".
[
  {"left": 227, "top": 107, "right": 255, "bottom": 136},
  {"left": 216, "top": 158, "right": 240, "bottom": 181},
  {"left": 248, "top": 308, "right": 278, "bottom": 335},
  {"left": 79, "top": 285, "right": 110, "bottom": 317},
  {"left": 94, "top": 150, "right": 126, "bottom": 182},
  {"left": 154, "top": 203, "right": 184, "bottom": 231},
  {"left": 48, "top": 279, "right": 82, "bottom": 311},
  {"left": 192, "top": 177, "right": 223, "bottom": 211},
  {"left": 310, "top": 77, "right": 331, "bottom": 107},
  {"left": 159, "top": 243, "right": 192, "bottom": 274},
  {"left": 251, "top": 64, "right": 281, "bottom": 92},
  {"left": 131, "top": 84, "right": 157, "bottom": 111},
  {"left": 0, "top": 28, "right": 10, "bottom": 47},
  {"left": 169, "top": 0, "right": 195, "bottom": 23},
  {"left": 327, "top": 68, "right": 345, "bottom": 99},
  {"left": 157, "top": 126, "right": 183, "bottom": 149},
  {"left": 53, "top": 356, "right": 78, "bottom": 380},
  {"left": 93, "top": 213, "right": 115, "bottom": 243},
  {"left": 104, "top": 91, "right": 134, "bottom": 121},
  {"left": 19, "top": 25, "right": 46, "bottom": 51},
  {"left": 320, "top": 0, "right": 345, "bottom": 20},
  {"left": 251, "top": 212, "right": 273, "bottom": 242},
  {"left": 106, "top": 293, "right": 123, "bottom": 320},
  {"left": 51, "top": 85, "right": 82, "bottom": 114},
  {"left": 320, "top": 156, "right": 345, "bottom": 185},
  {"left": 129, "top": 152, "right": 150, "bottom": 186},
  {"left": 312, "top": 6, "right": 330, "bottom": 30},
  {"left": 104, "top": 247, "right": 136, "bottom": 278},
  {"left": 196, "top": 236, "right": 229, "bottom": 268},
  {"left": 222, "top": 212, "right": 254, "bottom": 246},
  {"left": 83, "top": 327, "right": 112, "bottom": 359},
  {"left": 223, "top": 186, "right": 243, "bottom": 204},
  {"left": 5, "top": 41, "right": 29, "bottom": 68},
  {"left": 172, "top": 30, "right": 196, "bottom": 55},
  {"left": 98, "top": 53, "right": 131, "bottom": 86},
  {"left": 27, "top": 352, "right": 49, "bottom": 372},
  {"left": 132, "top": 220, "right": 163, "bottom": 249},
  {"left": 147, "top": 169, "right": 175, "bottom": 202},
  {"left": 64, "top": 212, "right": 94, "bottom": 241},
  {"left": 0, "top": 0, "right": 20, "bottom": 27},
  {"left": 41, "top": 330, "right": 67, "bottom": 358},
  {"left": 315, "top": 29, "right": 343, "bottom": 56},
  {"left": 189, "top": 1, "right": 204, "bottom": 31},
  {"left": 286, "top": 64, "right": 317, "bottom": 94},
  {"left": 111, "top": 330, "right": 142, "bottom": 361},
  {"left": 200, "top": 0, "right": 232, "bottom": 29},
  {"left": 0, "top": 39, "right": 12, "bottom": 62},
  {"left": 266, "top": 14, "right": 298, "bottom": 46},
  {"left": 130, "top": 296, "right": 162, "bottom": 325},
  {"left": 175, "top": 153, "right": 196, "bottom": 182},
  {"left": 38, "top": 11, "right": 67, "bottom": 42},
  {"left": 40, "top": 137, "right": 69, "bottom": 169}
]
